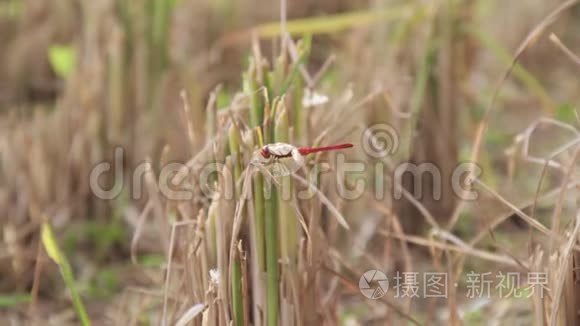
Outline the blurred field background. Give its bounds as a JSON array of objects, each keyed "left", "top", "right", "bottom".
[{"left": 1, "top": 0, "right": 580, "bottom": 325}]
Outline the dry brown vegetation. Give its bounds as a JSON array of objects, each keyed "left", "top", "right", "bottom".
[{"left": 1, "top": 0, "right": 580, "bottom": 325}]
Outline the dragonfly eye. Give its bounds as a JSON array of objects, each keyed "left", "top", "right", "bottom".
[{"left": 260, "top": 148, "right": 271, "bottom": 159}]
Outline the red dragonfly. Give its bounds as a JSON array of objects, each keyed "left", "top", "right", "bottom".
[{"left": 255, "top": 142, "right": 353, "bottom": 176}]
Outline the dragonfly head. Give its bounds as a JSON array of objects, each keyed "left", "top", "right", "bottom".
[{"left": 259, "top": 147, "right": 271, "bottom": 159}]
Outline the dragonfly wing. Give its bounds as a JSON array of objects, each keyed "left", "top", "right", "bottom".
[
  {"left": 267, "top": 143, "right": 295, "bottom": 157},
  {"left": 251, "top": 150, "right": 291, "bottom": 178},
  {"left": 256, "top": 144, "right": 304, "bottom": 177},
  {"left": 268, "top": 157, "right": 301, "bottom": 177},
  {"left": 291, "top": 149, "right": 304, "bottom": 167}
]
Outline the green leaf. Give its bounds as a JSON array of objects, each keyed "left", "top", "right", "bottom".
[
  {"left": 0, "top": 293, "right": 31, "bottom": 307},
  {"left": 42, "top": 222, "right": 91, "bottom": 326},
  {"left": 216, "top": 89, "right": 231, "bottom": 110},
  {"left": 42, "top": 222, "right": 64, "bottom": 265},
  {"left": 254, "top": 5, "right": 414, "bottom": 39},
  {"left": 137, "top": 254, "right": 166, "bottom": 267},
  {"left": 48, "top": 45, "right": 76, "bottom": 78},
  {"left": 555, "top": 103, "right": 577, "bottom": 123},
  {"left": 87, "top": 269, "right": 119, "bottom": 299},
  {"left": 0, "top": 0, "right": 23, "bottom": 18}
]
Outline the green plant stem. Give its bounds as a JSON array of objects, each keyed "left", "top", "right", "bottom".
[
  {"left": 228, "top": 124, "right": 243, "bottom": 196},
  {"left": 264, "top": 189, "right": 278, "bottom": 326},
  {"left": 274, "top": 106, "right": 298, "bottom": 261},
  {"left": 245, "top": 60, "right": 264, "bottom": 129},
  {"left": 263, "top": 98, "right": 279, "bottom": 326},
  {"left": 246, "top": 62, "right": 267, "bottom": 273},
  {"left": 231, "top": 252, "right": 243, "bottom": 326},
  {"left": 228, "top": 123, "right": 244, "bottom": 325}
]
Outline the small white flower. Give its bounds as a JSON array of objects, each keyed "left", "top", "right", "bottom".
[
  {"left": 302, "top": 89, "right": 329, "bottom": 107},
  {"left": 209, "top": 268, "right": 220, "bottom": 285}
]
